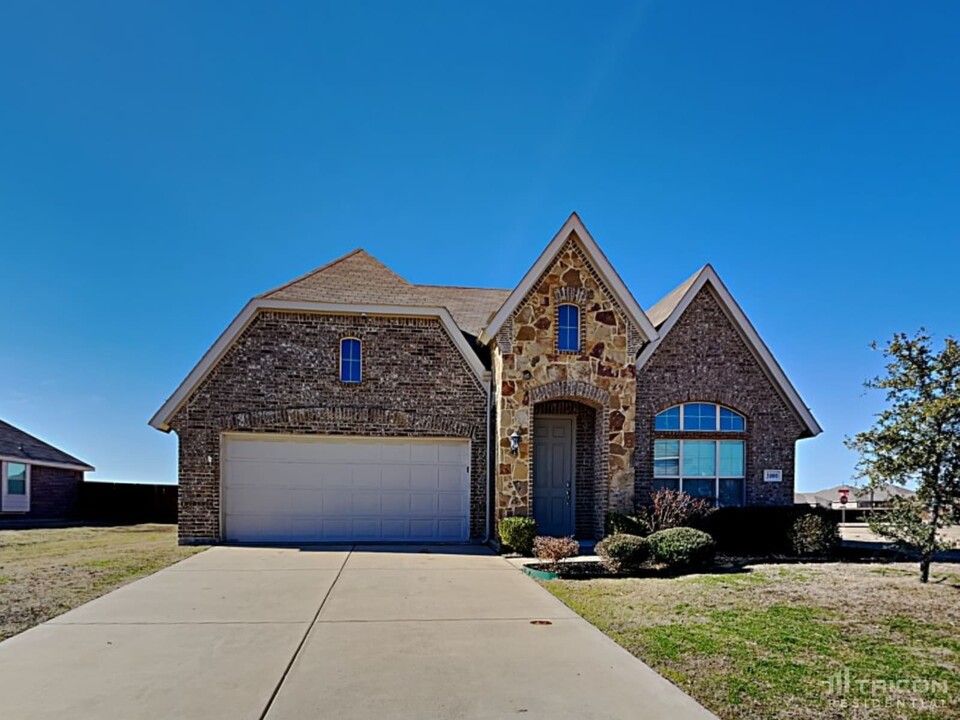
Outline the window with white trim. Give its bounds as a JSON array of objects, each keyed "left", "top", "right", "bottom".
[
  {"left": 1, "top": 461, "right": 31, "bottom": 512},
  {"left": 655, "top": 403, "right": 745, "bottom": 432},
  {"left": 557, "top": 304, "right": 580, "bottom": 352},
  {"left": 653, "top": 439, "right": 745, "bottom": 506},
  {"left": 340, "top": 338, "right": 362, "bottom": 383},
  {"left": 652, "top": 403, "right": 746, "bottom": 506}
]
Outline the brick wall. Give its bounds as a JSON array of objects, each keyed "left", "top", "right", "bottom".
[
  {"left": 25, "top": 465, "right": 81, "bottom": 519},
  {"left": 635, "top": 286, "right": 805, "bottom": 507},
  {"left": 169, "top": 310, "right": 489, "bottom": 543}
]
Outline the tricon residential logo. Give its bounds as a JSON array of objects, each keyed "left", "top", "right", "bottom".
[{"left": 822, "top": 668, "right": 954, "bottom": 712}]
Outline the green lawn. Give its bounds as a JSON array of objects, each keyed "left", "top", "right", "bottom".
[
  {"left": 545, "top": 562, "right": 960, "bottom": 720},
  {"left": 0, "top": 524, "right": 204, "bottom": 641}
]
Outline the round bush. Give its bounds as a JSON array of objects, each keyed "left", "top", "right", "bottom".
[
  {"left": 595, "top": 534, "right": 650, "bottom": 573},
  {"left": 790, "top": 513, "right": 839, "bottom": 556},
  {"left": 605, "top": 512, "right": 651, "bottom": 538},
  {"left": 498, "top": 516, "right": 537, "bottom": 556},
  {"left": 648, "top": 527, "right": 716, "bottom": 570}
]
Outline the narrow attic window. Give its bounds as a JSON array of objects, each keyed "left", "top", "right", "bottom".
[
  {"left": 557, "top": 304, "right": 580, "bottom": 352},
  {"left": 340, "top": 338, "right": 362, "bottom": 383}
]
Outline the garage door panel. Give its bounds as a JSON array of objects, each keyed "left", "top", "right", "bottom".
[
  {"left": 224, "top": 436, "right": 470, "bottom": 542},
  {"left": 438, "top": 492, "right": 466, "bottom": 515},
  {"left": 410, "top": 443, "right": 439, "bottom": 463},
  {"left": 408, "top": 493, "right": 437, "bottom": 514},
  {"left": 410, "top": 465, "right": 440, "bottom": 490}
]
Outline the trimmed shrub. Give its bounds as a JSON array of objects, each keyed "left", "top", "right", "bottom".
[
  {"left": 595, "top": 534, "right": 650, "bottom": 574},
  {"left": 648, "top": 527, "right": 716, "bottom": 571},
  {"left": 645, "top": 489, "right": 715, "bottom": 533},
  {"left": 605, "top": 512, "right": 651, "bottom": 537},
  {"left": 533, "top": 535, "right": 580, "bottom": 572},
  {"left": 790, "top": 513, "right": 840, "bottom": 556},
  {"left": 498, "top": 517, "right": 537, "bottom": 555}
]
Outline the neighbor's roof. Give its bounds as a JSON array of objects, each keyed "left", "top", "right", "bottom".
[
  {"left": 0, "top": 419, "right": 94, "bottom": 471},
  {"left": 259, "top": 249, "right": 510, "bottom": 337},
  {"left": 808, "top": 484, "right": 916, "bottom": 504}
]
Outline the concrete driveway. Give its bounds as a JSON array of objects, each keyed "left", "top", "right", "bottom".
[{"left": 0, "top": 545, "right": 714, "bottom": 720}]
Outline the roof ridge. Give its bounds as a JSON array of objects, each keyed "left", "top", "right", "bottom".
[
  {"left": 257, "top": 248, "right": 411, "bottom": 299},
  {"left": 415, "top": 283, "right": 511, "bottom": 292}
]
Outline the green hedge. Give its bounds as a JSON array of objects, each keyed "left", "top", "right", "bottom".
[
  {"left": 498, "top": 516, "right": 537, "bottom": 555},
  {"left": 647, "top": 527, "right": 716, "bottom": 570},
  {"left": 699, "top": 506, "right": 838, "bottom": 555},
  {"left": 605, "top": 512, "right": 651, "bottom": 537},
  {"left": 595, "top": 534, "right": 649, "bottom": 573}
]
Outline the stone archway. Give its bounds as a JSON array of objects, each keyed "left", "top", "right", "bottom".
[{"left": 528, "top": 381, "right": 610, "bottom": 539}]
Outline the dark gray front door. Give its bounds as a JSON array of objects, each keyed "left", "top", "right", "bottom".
[{"left": 533, "top": 416, "right": 575, "bottom": 536}]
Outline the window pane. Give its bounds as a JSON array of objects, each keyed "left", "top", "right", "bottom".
[
  {"left": 683, "top": 403, "right": 717, "bottom": 431},
  {"left": 7, "top": 463, "right": 26, "bottom": 495},
  {"left": 682, "top": 441, "right": 716, "bottom": 476},
  {"left": 654, "top": 459, "right": 680, "bottom": 477},
  {"left": 720, "top": 407, "right": 745, "bottom": 432},
  {"left": 654, "top": 440, "right": 680, "bottom": 458},
  {"left": 718, "top": 479, "right": 744, "bottom": 507},
  {"left": 719, "top": 441, "right": 744, "bottom": 477},
  {"left": 682, "top": 478, "right": 714, "bottom": 500},
  {"left": 340, "top": 339, "right": 361, "bottom": 383},
  {"left": 652, "top": 479, "right": 680, "bottom": 493},
  {"left": 557, "top": 305, "right": 580, "bottom": 351},
  {"left": 654, "top": 406, "right": 680, "bottom": 431}
]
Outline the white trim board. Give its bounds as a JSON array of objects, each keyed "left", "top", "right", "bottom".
[
  {"left": 149, "top": 300, "right": 490, "bottom": 432},
  {"left": 636, "top": 265, "right": 822, "bottom": 438},
  {"left": 0, "top": 455, "right": 93, "bottom": 473},
  {"left": 478, "top": 212, "right": 659, "bottom": 344}
]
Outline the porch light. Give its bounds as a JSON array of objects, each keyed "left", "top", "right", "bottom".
[{"left": 508, "top": 430, "right": 522, "bottom": 455}]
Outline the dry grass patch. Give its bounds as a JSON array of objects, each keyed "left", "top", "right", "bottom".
[
  {"left": 546, "top": 561, "right": 960, "bottom": 720},
  {"left": 0, "top": 524, "right": 204, "bottom": 641}
]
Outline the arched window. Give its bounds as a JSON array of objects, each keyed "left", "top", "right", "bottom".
[
  {"left": 340, "top": 338, "right": 362, "bottom": 383},
  {"left": 653, "top": 403, "right": 746, "bottom": 507},
  {"left": 557, "top": 304, "right": 580, "bottom": 352}
]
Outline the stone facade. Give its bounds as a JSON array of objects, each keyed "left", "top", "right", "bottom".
[
  {"left": 493, "top": 233, "right": 642, "bottom": 538},
  {"left": 635, "top": 286, "right": 806, "bottom": 506},
  {"left": 169, "top": 311, "right": 488, "bottom": 543}
]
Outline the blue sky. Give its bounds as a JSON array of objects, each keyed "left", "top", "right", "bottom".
[{"left": 1, "top": 2, "right": 958, "bottom": 490}]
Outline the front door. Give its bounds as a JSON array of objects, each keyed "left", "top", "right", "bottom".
[{"left": 533, "top": 416, "right": 575, "bottom": 536}]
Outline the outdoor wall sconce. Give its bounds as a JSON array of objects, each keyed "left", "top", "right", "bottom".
[{"left": 508, "top": 430, "right": 522, "bottom": 455}]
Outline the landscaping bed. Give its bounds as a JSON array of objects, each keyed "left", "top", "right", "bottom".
[{"left": 0, "top": 524, "right": 204, "bottom": 641}]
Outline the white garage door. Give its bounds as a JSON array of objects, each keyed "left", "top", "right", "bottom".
[{"left": 223, "top": 435, "right": 471, "bottom": 543}]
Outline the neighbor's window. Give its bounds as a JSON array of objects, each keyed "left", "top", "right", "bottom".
[
  {"left": 557, "top": 304, "right": 580, "bottom": 352},
  {"left": 6, "top": 463, "right": 27, "bottom": 495},
  {"left": 655, "top": 403, "right": 746, "bottom": 432},
  {"left": 340, "top": 338, "right": 362, "bottom": 383},
  {"left": 653, "top": 439, "right": 745, "bottom": 506}
]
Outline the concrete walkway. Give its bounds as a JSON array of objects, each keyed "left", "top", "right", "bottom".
[{"left": 0, "top": 545, "right": 715, "bottom": 720}]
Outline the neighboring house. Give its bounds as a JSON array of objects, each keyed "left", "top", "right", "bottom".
[
  {"left": 796, "top": 484, "right": 915, "bottom": 510},
  {"left": 0, "top": 419, "right": 94, "bottom": 518},
  {"left": 151, "top": 213, "right": 822, "bottom": 545}
]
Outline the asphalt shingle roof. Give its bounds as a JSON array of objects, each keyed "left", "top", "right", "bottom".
[
  {"left": 259, "top": 249, "right": 510, "bottom": 337},
  {"left": 0, "top": 419, "right": 93, "bottom": 470}
]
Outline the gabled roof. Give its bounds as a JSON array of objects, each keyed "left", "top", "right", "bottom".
[
  {"left": 259, "top": 249, "right": 509, "bottom": 337},
  {"left": 149, "top": 300, "right": 491, "bottom": 432},
  {"left": 478, "top": 213, "right": 659, "bottom": 344},
  {"left": 637, "top": 264, "right": 823, "bottom": 438},
  {"left": 0, "top": 419, "right": 94, "bottom": 471}
]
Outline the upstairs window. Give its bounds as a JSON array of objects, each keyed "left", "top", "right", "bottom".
[
  {"left": 557, "top": 304, "right": 580, "bottom": 352},
  {"left": 655, "top": 403, "right": 745, "bottom": 432},
  {"left": 340, "top": 338, "right": 362, "bottom": 383}
]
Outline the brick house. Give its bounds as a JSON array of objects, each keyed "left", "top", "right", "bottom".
[
  {"left": 151, "top": 213, "right": 821, "bottom": 544},
  {"left": 0, "top": 418, "right": 94, "bottom": 519}
]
